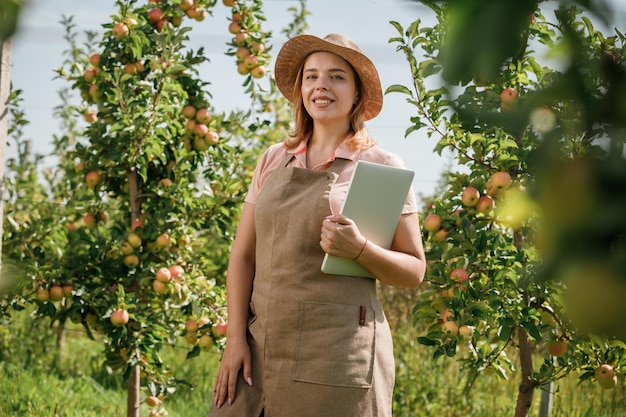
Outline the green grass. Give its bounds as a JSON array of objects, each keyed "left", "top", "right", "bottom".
[{"left": 0, "top": 302, "right": 625, "bottom": 417}]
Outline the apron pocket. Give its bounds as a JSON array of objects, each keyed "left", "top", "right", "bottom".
[{"left": 292, "top": 301, "right": 374, "bottom": 388}]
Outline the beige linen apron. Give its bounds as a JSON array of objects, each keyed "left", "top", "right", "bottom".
[{"left": 209, "top": 156, "right": 395, "bottom": 417}]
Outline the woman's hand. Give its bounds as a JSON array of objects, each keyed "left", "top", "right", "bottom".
[
  {"left": 320, "top": 214, "right": 367, "bottom": 259},
  {"left": 212, "top": 337, "right": 253, "bottom": 408}
]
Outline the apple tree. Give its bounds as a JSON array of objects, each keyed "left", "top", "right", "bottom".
[
  {"left": 388, "top": 2, "right": 625, "bottom": 416},
  {"left": 1, "top": 0, "right": 308, "bottom": 415}
]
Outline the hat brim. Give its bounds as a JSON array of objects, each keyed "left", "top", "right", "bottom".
[{"left": 274, "top": 34, "right": 383, "bottom": 121}]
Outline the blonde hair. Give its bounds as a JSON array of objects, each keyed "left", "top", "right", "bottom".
[{"left": 283, "top": 57, "right": 376, "bottom": 151}]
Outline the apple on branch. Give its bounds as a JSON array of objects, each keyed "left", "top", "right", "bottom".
[
  {"left": 476, "top": 194, "right": 495, "bottom": 213},
  {"left": 85, "top": 170, "right": 101, "bottom": 189},
  {"left": 595, "top": 364, "right": 617, "bottom": 389},
  {"left": 546, "top": 340, "right": 568, "bottom": 357},
  {"left": 500, "top": 87, "right": 519, "bottom": 112},
  {"left": 251, "top": 65, "right": 267, "bottom": 79},
  {"left": 450, "top": 268, "right": 469, "bottom": 283},
  {"left": 442, "top": 321, "right": 459, "bottom": 336},
  {"left": 195, "top": 108, "right": 212, "bottom": 124},
  {"left": 111, "top": 22, "right": 130, "bottom": 40},
  {"left": 461, "top": 186, "right": 480, "bottom": 207},
  {"left": 178, "top": 0, "right": 194, "bottom": 11},
  {"left": 110, "top": 308, "right": 130, "bottom": 326}
]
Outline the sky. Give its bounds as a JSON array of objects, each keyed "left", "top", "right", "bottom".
[{"left": 9, "top": 0, "right": 451, "bottom": 198}]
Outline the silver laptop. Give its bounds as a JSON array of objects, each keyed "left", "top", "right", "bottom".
[{"left": 321, "top": 160, "right": 415, "bottom": 278}]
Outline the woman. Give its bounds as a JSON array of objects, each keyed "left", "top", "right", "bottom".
[{"left": 209, "top": 33, "right": 426, "bottom": 417}]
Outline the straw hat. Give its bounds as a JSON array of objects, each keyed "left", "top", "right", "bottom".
[{"left": 274, "top": 33, "right": 383, "bottom": 121}]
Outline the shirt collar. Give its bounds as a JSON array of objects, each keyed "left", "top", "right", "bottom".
[{"left": 290, "top": 134, "right": 361, "bottom": 163}]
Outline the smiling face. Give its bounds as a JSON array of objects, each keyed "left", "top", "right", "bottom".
[{"left": 300, "top": 51, "right": 359, "bottom": 126}]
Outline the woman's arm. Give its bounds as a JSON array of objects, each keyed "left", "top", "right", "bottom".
[
  {"left": 212, "top": 202, "right": 256, "bottom": 408},
  {"left": 320, "top": 212, "right": 426, "bottom": 288}
]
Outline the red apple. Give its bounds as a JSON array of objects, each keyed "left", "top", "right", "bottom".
[
  {"left": 458, "top": 324, "right": 473, "bottom": 339},
  {"left": 62, "top": 285, "right": 74, "bottom": 297},
  {"left": 83, "top": 212, "right": 96, "bottom": 227},
  {"left": 546, "top": 340, "right": 568, "bottom": 357},
  {"left": 500, "top": 87, "right": 518, "bottom": 111},
  {"left": 195, "top": 108, "right": 212, "bottom": 124},
  {"left": 37, "top": 287, "right": 50, "bottom": 302},
  {"left": 214, "top": 322, "right": 228, "bottom": 336},
  {"left": 235, "top": 46, "right": 250, "bottom": 61},
  {"left": 146, "top": 396, "right": 161, "bottom": 408},
  {"left": 461, "top": 186, "right": 480, "bottom": 207},
  {"left": 250, "top": 65, "right": 267, "bottom": 79},
  {"left": 251, "top": 41, "right": 265, "bottom": 54},
  {"left": 148, "top": 8, "right": 164, "bottom": 24},
  {"left": 450, "top": 268, "right": 469, "bottom": 283},
  {"left": 112, "top": 22, "right": 129, "bottom": 40},
  {"left": 85, "top": 171, "right": 101, "bottom": 188},
  {"left": 159, "top": 178, "right": 173, "bottom": 188},
  {"left": 184, "top": 332, "right": 198, "bottom": 345},
  {"left": 110, "top": 309, "right": 130, "bottom": 326},
  {"left": 441, "top": 309, "right": 454, "bottom": 322},
  {"left": 49, "top": 285, "right": 64, "bottom": 301},
  {"left": 489, "top": 172, "right": 512, "bottom": 192},
  {"left": 433, "top": 228, "right": 448, "bottom": 243},
  {"left": 223, "top": 0, "right": 236, "bottom": 6},
  {"left": 155, "top": 267, "right": 172, "bottom": 283},
  {"left": 127, "top": 232, "right": 142, "bottom": 248},
  {"left": 185, "top": 7, "right": 200, "bottom": 19},
  {"left": 178, "top": 0, "right": 194, "bottom": 11},
  {"left": 193, "top": 9, "right": 206, "bottom": 21},
  {"left": 131, "top": 218, "right": 144, "bottom": 231},
  {"left": 442, "top": 321, "right": 459, "bottom": 336},
  {"left": 123, "top": 254, "right": 140, "bottom": 268},
  {"left": 88, "top": 84, "right": 100, "bottom": 100},
  {"left": 123, "top": 17, "right": 138, "bottom": 27},
  {"left": 595, "top": 364, "right": 617, "bottom": 389},
  {"left": 83, "top": 68, "right": 98, "bottom": 82},
  {"left": 181, "top": 104, "right": 196, "bottom": 119},
  {"left": 235, "top": 31, "right": 249, "bottom": 46},
  {"left": 193, "top": 123, "right": 209, "bottom": 136},
  {"left": 155, "top": 233, "right": 171, "bottom": 248},
  {"left": 123, "top": 63, "right": 138, "bottom": 75},
  {"left": 155, "top": 19, "right": 168, "bottom": 32},
  {"left": 476, "top": 195, "right": 495, "bottom": 213},
  {"left": 423, "top": 214, "right": 442, "bottom": 233},
  {"left": 205, "top": 130, "right": 219, "bottom": 145},
  {"left": 89, "top": 53, "right": 101, "bottom": 67},
  {"left": 237, "top": 62, "right": 250, "bottom": 75},
  {"left": 228, "top": 21, "right": 242, "bottom": 34},
  {"left": 153, "top": 279, "right": 168, "bottom": 294},
  {"left": 185, "top": 319, "right": 199, "bottom": 333},
  {"left": 168, "top": 265, "right": 185, "bottom": 280},
  {"left": 243, "top": 54, "right": 258, "bottom": 69}
]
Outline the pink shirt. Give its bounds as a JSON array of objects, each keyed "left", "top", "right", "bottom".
[{"left": 245, "top": 137, "right": 418, "bottom": 216}]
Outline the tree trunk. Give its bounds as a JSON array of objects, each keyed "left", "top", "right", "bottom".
[
  {"left": 127, "top": 365, "right": 141, "bottom": 417},
  {"left": 56, "top": 317, "right": 67, "bottom": 370},
  {"left": 126, "top": 170, "right": 141, "bottom": 417},
  {"left": 514, "top": 326, "right": 536, "bottom": 417},
  {"left": 0, "top": 38, "right": 12, "bottom": 262}
]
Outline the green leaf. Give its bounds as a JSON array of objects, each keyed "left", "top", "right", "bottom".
[
  {"left": 417, "top": 336, "right": 438, "bottom": 347},
  {"left": 385, "top": 84, "right": 412, "bottom": 96},
  {"left": 497, "top": 317, "right": 515, "bottom": 341}
]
